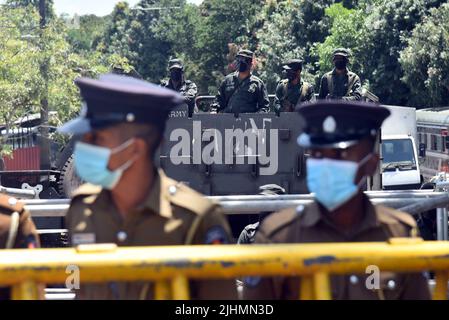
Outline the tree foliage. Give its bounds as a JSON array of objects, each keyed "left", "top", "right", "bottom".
[
  {"left": 0, "top": 3, "right": 132, "bottom": 156},
  {"left": 400, "top": 2, "right": 449, "bottom": 107}
]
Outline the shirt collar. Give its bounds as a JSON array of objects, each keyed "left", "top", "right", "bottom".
[
  {"left": 300, "top": 194, "right": 380, "bottom": 234},
  {"left": 137, "top": 169, "right": 173, "bottom": 219},
  {"left": 332, "top": 68, "right": 349, "bottom": 75}
]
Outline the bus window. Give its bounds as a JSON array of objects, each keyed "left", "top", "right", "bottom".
[{"left": 431, "top": 135, "right": 438, "bottom": 151}]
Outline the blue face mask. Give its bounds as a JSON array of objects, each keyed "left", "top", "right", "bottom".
[
  {"left": 74, "top": 139, "right": 136, "bottom": 190},
  {"left": 306, "top": 154, "right": 372, "bottom": 212}
]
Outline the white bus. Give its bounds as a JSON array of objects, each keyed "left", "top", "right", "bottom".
[{"left": 416, "top": 108, "right": 449, "bottom": 181}]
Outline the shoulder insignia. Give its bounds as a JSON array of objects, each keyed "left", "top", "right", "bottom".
[
  {"left": 376, "top": 205, "right": 417, "bottom": 228},
  {"left": 258, "top": 207, "right": 300, "bottom": 238},
  {"left": 0, "top": 194, "right": 24, "bottom": 214},
  {"left": 162, "top": 176, "right": 216, "bottom": 216},
  {"left": 204, "top": 225, "right": 229, "bottom": 244}
]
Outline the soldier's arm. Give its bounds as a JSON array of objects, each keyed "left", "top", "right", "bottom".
[
  {"left": 274, "top": 83, "right": 284, "bottom": 113},
  {"left": 215, "top": 79, "right": 227, "bottom": 112},
  {"left": 343, "top": 75, "right": 362, "bottom": 101},
  {"left": 257, "top": 82, "right": 270, "bottom": 113},
  {"left": 184, "top": 82, "right": 198, "bottom": 105},
  {"left": 307, "top": 85, "right": 316, "bottom": 103},
  {"left": 318, "top": 75, "right": 328, "bottom": 100},
  {"left": 189, "top": 206, "right": 238, "bottom": 300}
]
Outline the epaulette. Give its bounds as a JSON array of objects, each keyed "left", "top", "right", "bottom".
[
  {"left": 258, "top": 207, "right": 302, "bottom": 238},
  {"left": 163, "top": 177, "right": 217, "bottom": 216},
  {"left": 0, "top": 194, "right": 24, "bottom": 215},
  {"left": 376, "top": 205, "right": 417, "bottom": 228},
  {"left": 71, "top": 183, "right": 102, "bottom": 202}
]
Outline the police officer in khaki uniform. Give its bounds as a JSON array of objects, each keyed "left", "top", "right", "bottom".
[
  {"left": 243, "top": 101, "right": 431, "bottom": 300},
  {"left": 58, "top": 74, "right": 237, "bottom": 300},
  {"left": 0, "top": 194, "right": 39, "bottom": 299}
]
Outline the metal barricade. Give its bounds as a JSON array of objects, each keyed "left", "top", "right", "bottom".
[
  {"left": 19, "top": 190, "right": 449, "bottom": 245},
  {"left": 1, "top": 240, "right": 449, "bottom": 300}
]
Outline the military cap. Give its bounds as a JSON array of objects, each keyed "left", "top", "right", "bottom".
[
  {"left": 283, "top": 59, "right": 303, "bottom": 72},
  {"left": 58, "top": 73, "right": 184, "bottom": 135},
  {"left": 168, "top": 58, "right": 184, "bottom": 70},
  {"left": 296, "top": 101, "right": 390, "bottom": 149},
  {"left": 236, "top": 49, "right": 254, "bottom": 60},
  {"left": 333, "top": 48, "right": 351, "bottom": 59},
  {"left": 259, "top": 184, "right": 286, "bottom": 196}
]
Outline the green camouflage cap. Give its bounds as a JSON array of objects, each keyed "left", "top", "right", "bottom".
[
  {"left": 332, "top": 48, "right": 351, "bottom": 59},
  {"left": 168, "top": 58, "right": 184, "bottom": 70},
  {"left": 236, "top": 49, "right": 254, "bottom": 60}
]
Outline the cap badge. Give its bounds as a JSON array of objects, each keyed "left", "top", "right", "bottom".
[
  {"left": 126, "top": 113, "right": 135, "bottom": 122},
  {"left": 323, "top": 116, "right": 337, "bottom": 133}
]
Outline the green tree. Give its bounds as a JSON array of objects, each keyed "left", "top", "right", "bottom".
[
  {"left": 65, "top": 14, "right": 110, "bottom": 52},
  {"left": 0, "top": 4, "right": 132, "bottom": 156},
  {"left": 256, "top": 0, "right": 334, "bottom": 92},
  {"left": 194, "top": 0, "right": 266, "bottom": 93},
  {"left": 314, "top": 3, "right": 366, "bottom": 83},
  {"left": 400, "top": 2, "right": 449, "bottom": 107}
]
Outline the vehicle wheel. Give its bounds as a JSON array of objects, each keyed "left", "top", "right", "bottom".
[{"left": 58, "top": 154, "right": 83, "bottom": 198}]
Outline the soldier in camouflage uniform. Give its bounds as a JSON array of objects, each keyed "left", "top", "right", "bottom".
[
  {"left": 318, "top": 48, "right": 362, "bottom": 101},
  {"left": 274, "top": 59, "right": 315, "bottom": 113},
  {"left": 215, "top": 50, "right": 270, "bottom": 114},
  {"left": 161, "top": 59, "right": 198, "bottom": 115}
]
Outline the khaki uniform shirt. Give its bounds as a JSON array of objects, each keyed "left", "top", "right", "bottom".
[
  {"left": 242, "top": 195, "right": 431, "bottom": 300},
  {"left": 65, "top": 169, "right": 237, "bottom": 300},
  {"left": 0, "top": 194, "right": 40, "bottom": 300}
]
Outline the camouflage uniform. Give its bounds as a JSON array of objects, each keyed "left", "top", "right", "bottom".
[
  {"left": 318, "top": 69, "right": 362, "bottom": 101},
  {"left": 216, "top": 72, "right": 270, "bottom": 114},
  {"left": 161, "top": 78, "right": 198, "bottom": 114},
  {"left": 274, "top": 59, "right": 315, "bottom": 112},
  {"left": 274, "top": 80, "right": 315, "bottom": 112},
  {"left": 318, "top": 48, "right": 362, "bottom": 101}
]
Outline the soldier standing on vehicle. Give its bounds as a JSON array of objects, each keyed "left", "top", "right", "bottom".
[
  {"left": 0, "top": 195, "right": 40, "bottom": 299},
  {"left": 215, "top": 49, "right": 270, "bottom": 114},
  {"left": 161, "top": 58, "right": 198, "bottom": 115},
  {"left": 274, "top": 59, "right": 315, "bottom": 113},
  {"left": 318, "top": 48, "right": 362, "bottom": 101},
  {"left": 59, "top": 74, "right": 237, "bottom": 300},
  {"left": 242, "top": 101, "right": 430, "bottom": 300}
]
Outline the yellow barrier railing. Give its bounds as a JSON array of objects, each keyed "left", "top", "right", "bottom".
[{"left": 1, "top": 238, "right": 449, "bottom": 300}]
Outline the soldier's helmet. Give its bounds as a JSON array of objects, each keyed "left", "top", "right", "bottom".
[
  {"left": 332, "top": 48, "right": 351, "bottom": 60},
  {"left": 168, "top": 58, "right": 184, "bottom": 71}
]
